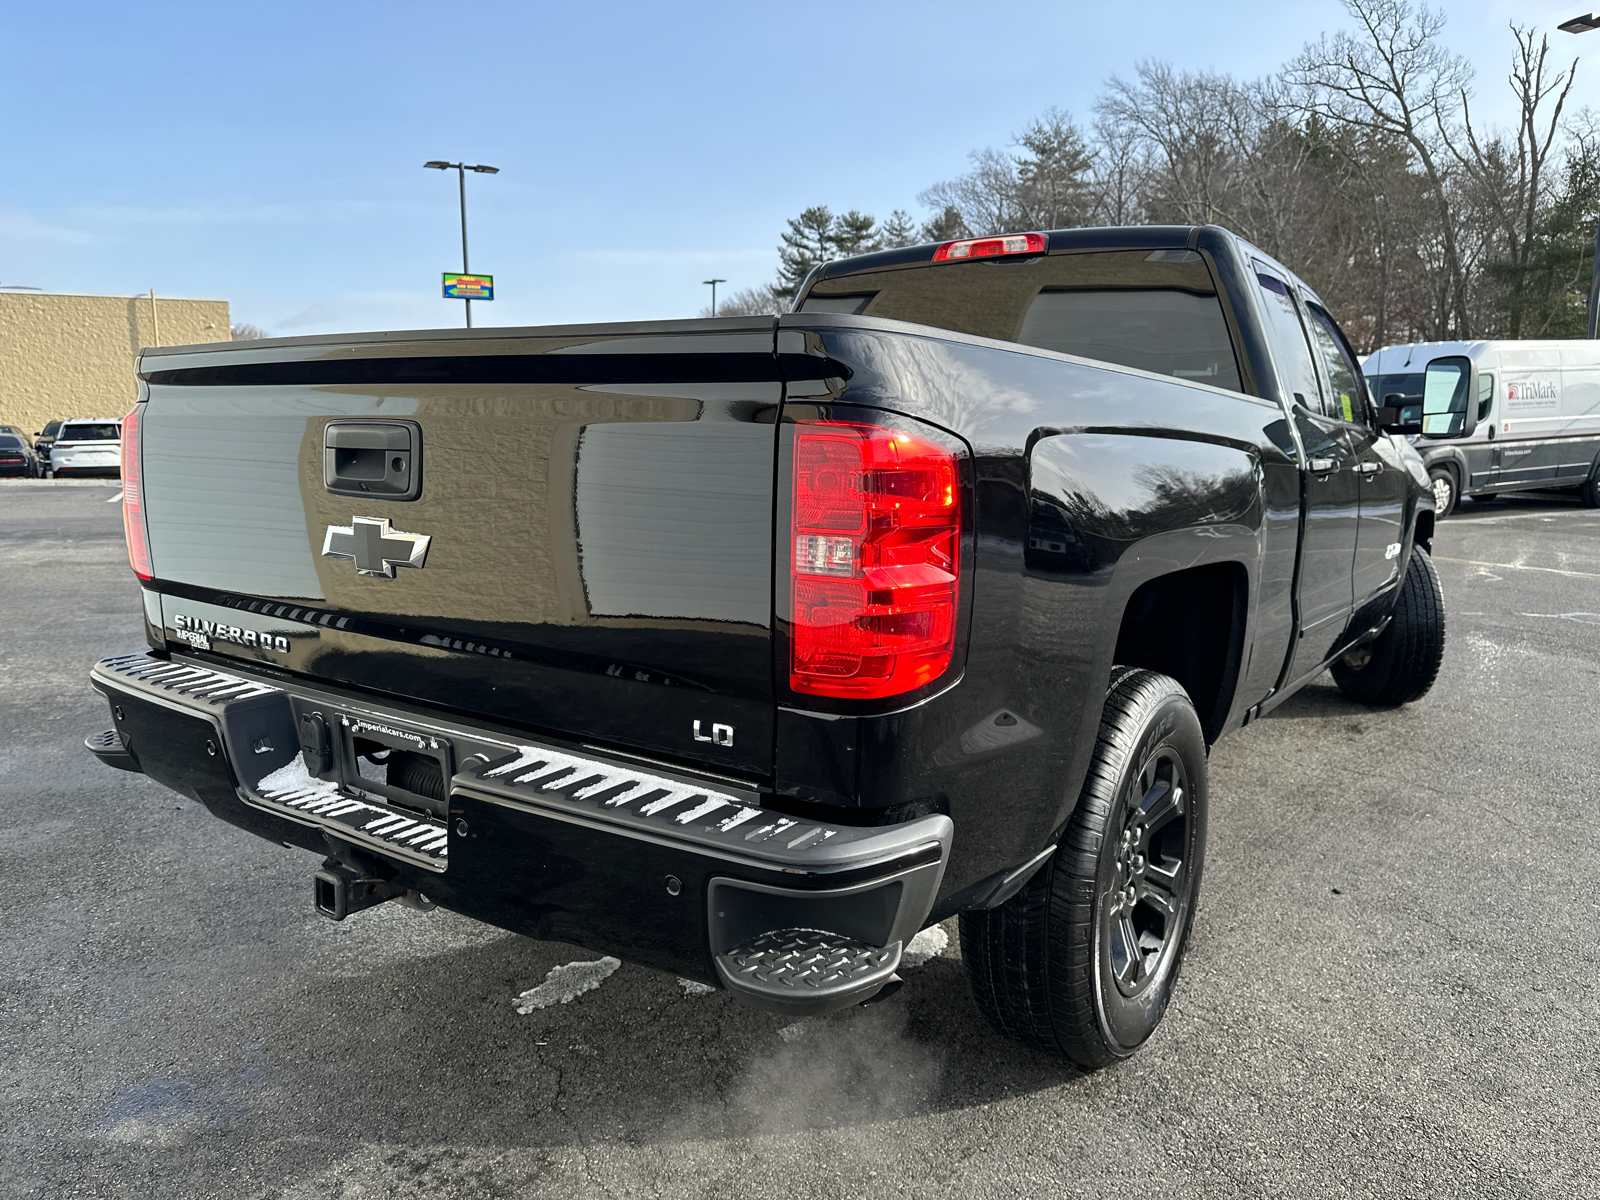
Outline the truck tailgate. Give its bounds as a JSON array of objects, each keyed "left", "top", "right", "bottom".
[{"left": 136, "top": 321, "right": 782, "bottom": 778}]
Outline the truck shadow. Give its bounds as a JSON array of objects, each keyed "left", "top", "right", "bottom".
[
  {"left": 95, "top": 920, "right": 1086, "bottom": 1171},
  {"left": 1261, "top": 676, "right": 1374, "bottom": 720},
  {"left": 1444, "top": 490, "right": 1581, "bottom": 521}
]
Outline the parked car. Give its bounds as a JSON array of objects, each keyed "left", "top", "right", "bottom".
[
  {"left": 0, "top": 433, "right": 43, "bottom": 477},
  {"left": 1364, "top": 340, "right": 1600, "bottom": 515},
  {"left": 34, "top": 419, "right": 64, "bottom": 462},
  {"left": 89, "top": 223, "right": 1441, "bottom": 1068},
  {"left": 49, "top": 417, "right": 123, "bottom": 477}
]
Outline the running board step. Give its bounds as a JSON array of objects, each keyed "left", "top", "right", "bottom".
[{"left": 714, "top": 927, "right": 902, "bottom": 1017}]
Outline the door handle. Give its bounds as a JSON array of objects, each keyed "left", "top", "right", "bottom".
[
  {"left": 1308, "top": 457, "right": 1336, "bottom": 474},
  {"left": 324, "top": 420, "right": 422, "bottom": 501},
  {"left": 1357, "top": 461, "right": 1381, "bottom": 475}
]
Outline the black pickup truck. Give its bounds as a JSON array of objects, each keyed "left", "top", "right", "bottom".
[{"left": 89, "top": 224, "right": 1443, "bottom": 1068}]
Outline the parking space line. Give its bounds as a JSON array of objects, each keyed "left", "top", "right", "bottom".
[
  {"left": 1447, "top": 509, "right": 1594, "bottom": 526},
  {"left": 1433, "top": 556, "right": 1600, "bottom": 580}
]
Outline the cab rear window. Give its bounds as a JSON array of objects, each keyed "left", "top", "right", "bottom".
[
  {"left": 1017, "top": 289, "right": 1241, "bottom": 390},
  {"left": 800, "top": 249, "right": 1243, "bottom": 393},
  {"left": 59, "top": 423, "right": 121, "bottom": 441}
]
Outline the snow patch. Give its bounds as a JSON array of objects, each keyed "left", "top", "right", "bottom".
[
  {"left": 256, "top": 755, "right": 336, "bottom": 797},
  {"left": 512, "top": 956, "right": 621, "bottom": 1013},
  {"left": 777, "top": 1021, "right": 808, "bottom": 1043},
  {"left": 901, "top": 924, "right": 949, "bottom": 970},
  {"left": 677, "top": 978, "right": 717, "bottom": 997}
]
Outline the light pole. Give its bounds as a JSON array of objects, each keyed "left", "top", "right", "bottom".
[
  {"left": 703, "top": 278, "right": 726, "bottom": 317},
  {"left": 1559, "top": 16, "right": 1600, "bottom": 335},
  {"left": 424, "top": 160, "right": 499, "bottom": 328}
]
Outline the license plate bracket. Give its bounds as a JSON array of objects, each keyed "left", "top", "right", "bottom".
[{"left": 334, "top": 713, "right": 453, "bottom": 819}]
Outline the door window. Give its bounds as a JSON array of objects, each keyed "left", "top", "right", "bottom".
[
  {"left": 1305, "top": 303, "right": 1371, "bottom": 425},
  {"left": 1478, "top": 373, "right": 1494, "bottom": 422},
  {"left": 1253, "top": 264, "right": 1323, "bottom": 412}
]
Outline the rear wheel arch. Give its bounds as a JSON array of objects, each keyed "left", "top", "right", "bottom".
[{"left": 1112, "top": 561, "right": 1248, "bottom": 744}]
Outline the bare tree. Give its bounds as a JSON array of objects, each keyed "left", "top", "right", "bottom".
[
  {"left": 699, "top": 286, "right": 785, "bottom": 318},
  {"left": 748, "top": 11, "right": 1588, "bottom": 350},
  {"left": 1085, "top": 114, "right": 1148, "bottom": 225},
  {"left": 1097, "top": 63, "right": 1250, "bottom": 229},
  {"left": 230, "top": 322, "right": 267, "bottom": 340},
  {"left": 1456, "top": 25, "right": 1578, "bottom": 335},
  {"left": 919, "top": 148, "right": 1027, "bottom": 236},
  {"left": 918, "top": 109, "right": 1096, "bottom": 236},
  {"left": 1288, "top": 0, "right": 1476, "bottom": 335}
]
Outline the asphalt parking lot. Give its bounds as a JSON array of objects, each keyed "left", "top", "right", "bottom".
[{"left": 3, "top": 481, "right": 1596, "bottom": 1200}]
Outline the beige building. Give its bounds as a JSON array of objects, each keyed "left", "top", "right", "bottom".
[{"left": 0, "top": 291, "right": 231, "bottom": 436}]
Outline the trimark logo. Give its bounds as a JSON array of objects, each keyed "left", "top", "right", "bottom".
[
  {"left": 1506, "top": 379, "right": 1558, "bottom": 402},
  {"left": 322, "top": 516, "right": 431, "bottom": 579}
]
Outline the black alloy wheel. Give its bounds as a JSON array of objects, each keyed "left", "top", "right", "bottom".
[{"left": 1103, "top": 747, "right": 1191, "bottom": 1003}]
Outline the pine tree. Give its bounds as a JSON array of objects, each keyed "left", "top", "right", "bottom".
[
  {"left": 919, "top": 204, "right": 970, "bottom": 243},
  {"left": 831, "top": 210, "right": 880, "bottom": 255},
  {"left": 1014, "top": 108, "right": 1093, "bottom": 229},
  {"left": 776, "top": 206, "right": 836, "bottom": 300},
  {"left": 880, "top": 209, "right": 918, "bottom": 248}
]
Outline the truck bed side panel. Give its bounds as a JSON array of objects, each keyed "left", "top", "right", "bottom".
[{"left": 775, "top": 318, "right": 1299, "bottom": 897}]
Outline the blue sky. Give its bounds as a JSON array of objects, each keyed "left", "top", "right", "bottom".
[{"left": 2, "top": 0, "right": 1595, "bottom": 335}]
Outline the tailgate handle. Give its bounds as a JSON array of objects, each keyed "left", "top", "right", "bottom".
[{"left": 324, "top": 421, "right": 422, "bottom": 501}]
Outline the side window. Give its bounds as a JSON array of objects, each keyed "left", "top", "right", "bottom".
[
  {"left": 1305, "top": 303, "right": 1370, "bottom": 425},
  {"left": 1253, "top": 264, "right": 1324, "bottom": 414},
  {"left": 1478, "top": 373, "right": 1494, "bottom": 422}
]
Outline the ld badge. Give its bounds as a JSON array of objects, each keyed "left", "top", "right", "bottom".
[{"left": 322, "top": 516, "right": 431, "bottom": 579}]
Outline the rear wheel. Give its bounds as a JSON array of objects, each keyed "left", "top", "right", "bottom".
[
  {"left": 1429, "top": 467, "right": 1458, "bottom": 517},
  {"left": 1332, "top": 547, "right": 1445, "bottom": 706},
  {"left": 960, "top": 669, "right": 1207, "bottom": 1069}
]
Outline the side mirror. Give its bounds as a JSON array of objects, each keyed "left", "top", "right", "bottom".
[
  {"left": 1417, "top": 355, "right": 1478, "bottom": 439},
  {"left": 1376, "top": 393, "right": 1422, "bottom": 435}
]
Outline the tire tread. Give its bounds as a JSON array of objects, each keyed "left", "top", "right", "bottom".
[{"left": 1331, "top": 547, "right": 1446, "bottom": 706}]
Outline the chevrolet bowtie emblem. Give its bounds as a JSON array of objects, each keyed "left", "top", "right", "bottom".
[{"left": 321, "top": 516, "right": 431, "bottom": 579}]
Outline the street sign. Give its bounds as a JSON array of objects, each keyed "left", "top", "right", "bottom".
[{"left": 442, "top": 273, "right": 493, "bottom": 300}]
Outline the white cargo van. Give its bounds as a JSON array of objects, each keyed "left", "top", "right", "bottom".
[{"left": 1363, "top": 341, "right": 1600, "bottom": 515}]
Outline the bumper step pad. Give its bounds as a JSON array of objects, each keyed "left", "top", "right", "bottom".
[
  {"left": 715, "top": 928, "right": 902, "bottom": 1016},
  {"left": 256, "top": 759, "right": 450, "bottom": 866},
  {"left": 84, "top": 729, "right": 140, "bottom": 772}
]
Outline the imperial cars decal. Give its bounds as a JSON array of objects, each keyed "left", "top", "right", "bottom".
[{"left": 321, "top": 516, "right": 431, "bottom": 579}]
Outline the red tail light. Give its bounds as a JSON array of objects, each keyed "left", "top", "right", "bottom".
[
  {"left": 789, "top": 420, "right": 961, "bottom": 699},
  {"left": 121, "top": 407, "right": 152, "bottom": 581},
  {"left": 932, "top": 232, "right": 1047, "bottom": 262}
]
